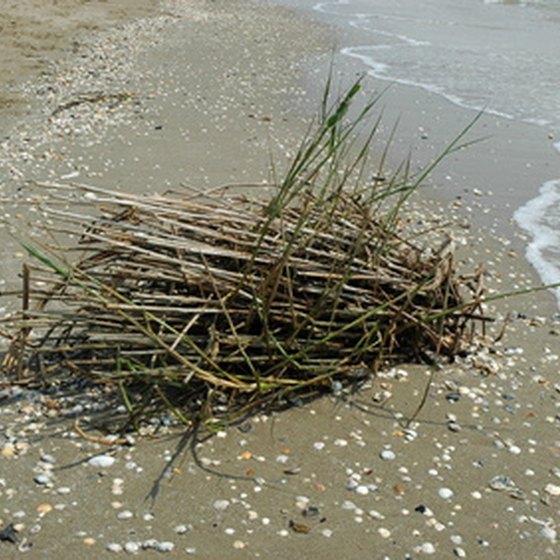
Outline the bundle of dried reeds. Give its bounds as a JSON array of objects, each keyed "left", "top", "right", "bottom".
[{"left": 1, "top": 80, "right": 486, "bottom": 427}]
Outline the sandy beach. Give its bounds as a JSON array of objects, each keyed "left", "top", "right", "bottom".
[{"left": 1, "top": 1, "right": 559, "bottom": 558}]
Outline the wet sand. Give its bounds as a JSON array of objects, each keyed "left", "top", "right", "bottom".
[{"left": 1, "top": 1, "right": 559, "bottom": 559}]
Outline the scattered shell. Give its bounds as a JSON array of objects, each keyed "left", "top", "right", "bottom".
[
  {"left": 36, "top": 503, "right": 53, "bottom": 515},
  {"left": 124, "top": 542, "right": 140, "bottom": 553},
  {"left": 107, "top": 543, "right": 123, "bottom": 553},
  {"left": 540, "top": 526, "right": 557, "bottom": 542},
  {"left": 142, "top": 539, "right": 159, "bottom": 549},
  {"left": 1, "top": 445, "right": 17, "bottom": 458},
  {"left": 289, "top": 520, "right": 311, "bottom": 534},
  {"left": 378, "top": 528, "right": 391, "bottom": 538},
  {"left": 155, "top": 542, "right": 175, "bottom": 552},
  {"left": 34, "top": 474, "right": 51, "bottom": 486},
  {"left": 488, "top": 475, "right": 516, "bottom": 492},
  {"left": 213, "top": 499, "right": 230, "bottom": 511},
  {"left": 544, "top": 483, "right": 560, "bottom": 497},
  {"left": 438, "top": 488, "right": 454, "bottom": 500},
  {"left": 403, "top": 429, "right": 418, "bottom": 442},
  {"left": 380, "top": 450, "right": 396, "bottom": 461},
  {"left": 447, "top": 421, "right": 462, "bottom": 433},
  {"left": 418, "top": 542, "right": 436, "bottom": 554},
  {"left": 88, "top": 455, "right": 116, "bottom": 468}
]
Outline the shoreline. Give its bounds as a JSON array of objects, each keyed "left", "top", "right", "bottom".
[
  {"left": 1, "top": 1, "right": 560, "bottom": 559},
  {"left": 274, "top": 0, "right": 560, "bottom": 311}
]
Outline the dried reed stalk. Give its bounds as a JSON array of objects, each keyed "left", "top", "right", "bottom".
[{"left": 1, "top": 79, "right": 487, "bottom": 428}]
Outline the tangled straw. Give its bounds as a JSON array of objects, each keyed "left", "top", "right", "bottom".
[{"left": 1, "top": 79, "right": 487, "bottom": 428}]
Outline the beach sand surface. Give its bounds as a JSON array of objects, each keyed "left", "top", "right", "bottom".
[
  {"left": 1, "top": 1, "right": 559, "bottom": 559},
  {"left": 0, "top": 0, "right": 157, "bottom": 112}
]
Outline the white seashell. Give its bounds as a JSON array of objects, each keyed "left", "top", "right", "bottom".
[
  {"left": 88, "top": 455, "right": 116, "bottom": 468},
  {"left": 380, "top": 449, "right": 396, "bottom": 461},
  {"left": 213, "top": 499, "right": 230, "bottom": 511},
  {"left": 544, "top": 483, "right": 560, "bottom": 497},
  {"left": 540, "top": 526, "right": 557, "bottom": 542},
  {"left": 438, "top": 488, "right": 454, "bottom": 500},
  {"left": 155, "top": 541, "right": 175, "bottom": 552}
]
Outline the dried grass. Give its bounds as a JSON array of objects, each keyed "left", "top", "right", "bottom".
[{"left": 1, "top": 79, "right": 487, "bottom": 429}]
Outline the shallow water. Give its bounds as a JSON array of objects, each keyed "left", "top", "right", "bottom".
[{"left": 302, "top": 0, "right": 560, "bottom": 306}]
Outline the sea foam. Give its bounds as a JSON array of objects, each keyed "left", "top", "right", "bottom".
[{"left": 514, "top": 179, "right": 560, "bottom": 307}]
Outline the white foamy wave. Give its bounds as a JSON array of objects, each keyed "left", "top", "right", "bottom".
[
  {"left": 340, "top": 46, "right": 515, "bottom": 121},
  {"left": 514, "top": 179, "right": 560, "bottom": 308},
  {"left": 313, "top": 0, "right": 349, "bottom": 13},
  {"left": 348, "top": 17, "right": 430, "bottom": 47}
]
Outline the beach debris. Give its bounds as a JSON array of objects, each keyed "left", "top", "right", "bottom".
[
  {"left": 380, "top": 450, "right": 396, "bottom": 461},
  {"left": 544, "top": 483, "right": 560, "bottom": 497},
  {"left": 289, "top": 520, "right": 312, "bottom": 534},
  {"left": 488, "top": 474, "right": 517, "bottom": 492},
  {"left": 1, "top": 80, "right": 488, "bottom": 429},
  {"left": 213, "top": 499, "right": 230, "bottom": 512},
  {"left": 33, "top": 474, "right": 51, "bottom": 486},
  {"left": 87, "top": 455, "right": 116, "bottom": 468},
  {"left": 0, "top": 523, "right": 18, "bottom": 544},
  {"left": 438, "top": 487, "right": 454, "bottom": 500}
]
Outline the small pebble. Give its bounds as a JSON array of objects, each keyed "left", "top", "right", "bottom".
[
  {"left": 540, "top": 526, "right": 557, "bottom": 542},
  {"left": 88, "top": 455, "right": 116, "bottom": 468},
  {"left": 438, "top": 488, "right": 454, "bottom": 500},
  {"left": 488, "top": 475, "right": 516, "bottom": 491},
  {"left": 454, "top": 547, "right": 467, "bottom": 558},
  {"left": 544, "top": 483, "right": 560, "bottom": 497},
  {"left": 448, "top": 421, "right": 462, "bottom": 433},
  {"left": 213, "top": 499, "right": 230, "bottom": 511},
  {"left": 34, "top": 474, "right": 51, "bottom": 486},
  {"left": 124, "top": 542, "right": 140, "bottom": 553},
  {"left": 117, "top": 510, "right": 133, "bottom": 520},
  {"left": 107, "top": 543, "right": 123, "bottom": 553},
  {"left": 156, "top": 541, "right": 175, "bottom": 552},
  {"left": 143, "top": 539, "right": 158, "bottom": 549},
  {"left": 36, "top": 503, "right": 53, "bottom": 515},
  {"left": 418, "top": 542, "right": 436, "bottom": 554},
  {"left": 380, "top": 450, "right": 396, "bottom": 461},
  {"left": 355, "top": 485, "right": 369, "bottom": 496},
  {"left": 378, "top": 528, "right": 391, "bottom": 538}
]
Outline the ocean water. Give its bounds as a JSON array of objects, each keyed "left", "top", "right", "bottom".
[{"left": 309, "top": 0, "right": 560, "bottom": 306}]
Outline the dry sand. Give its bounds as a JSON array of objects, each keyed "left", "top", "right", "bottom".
[
  {"left": 0, "top": 0, "right": 158, "bottom": 117},
  {"left": 1, "top": 1, "right": 559, "bottom": 559}
]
